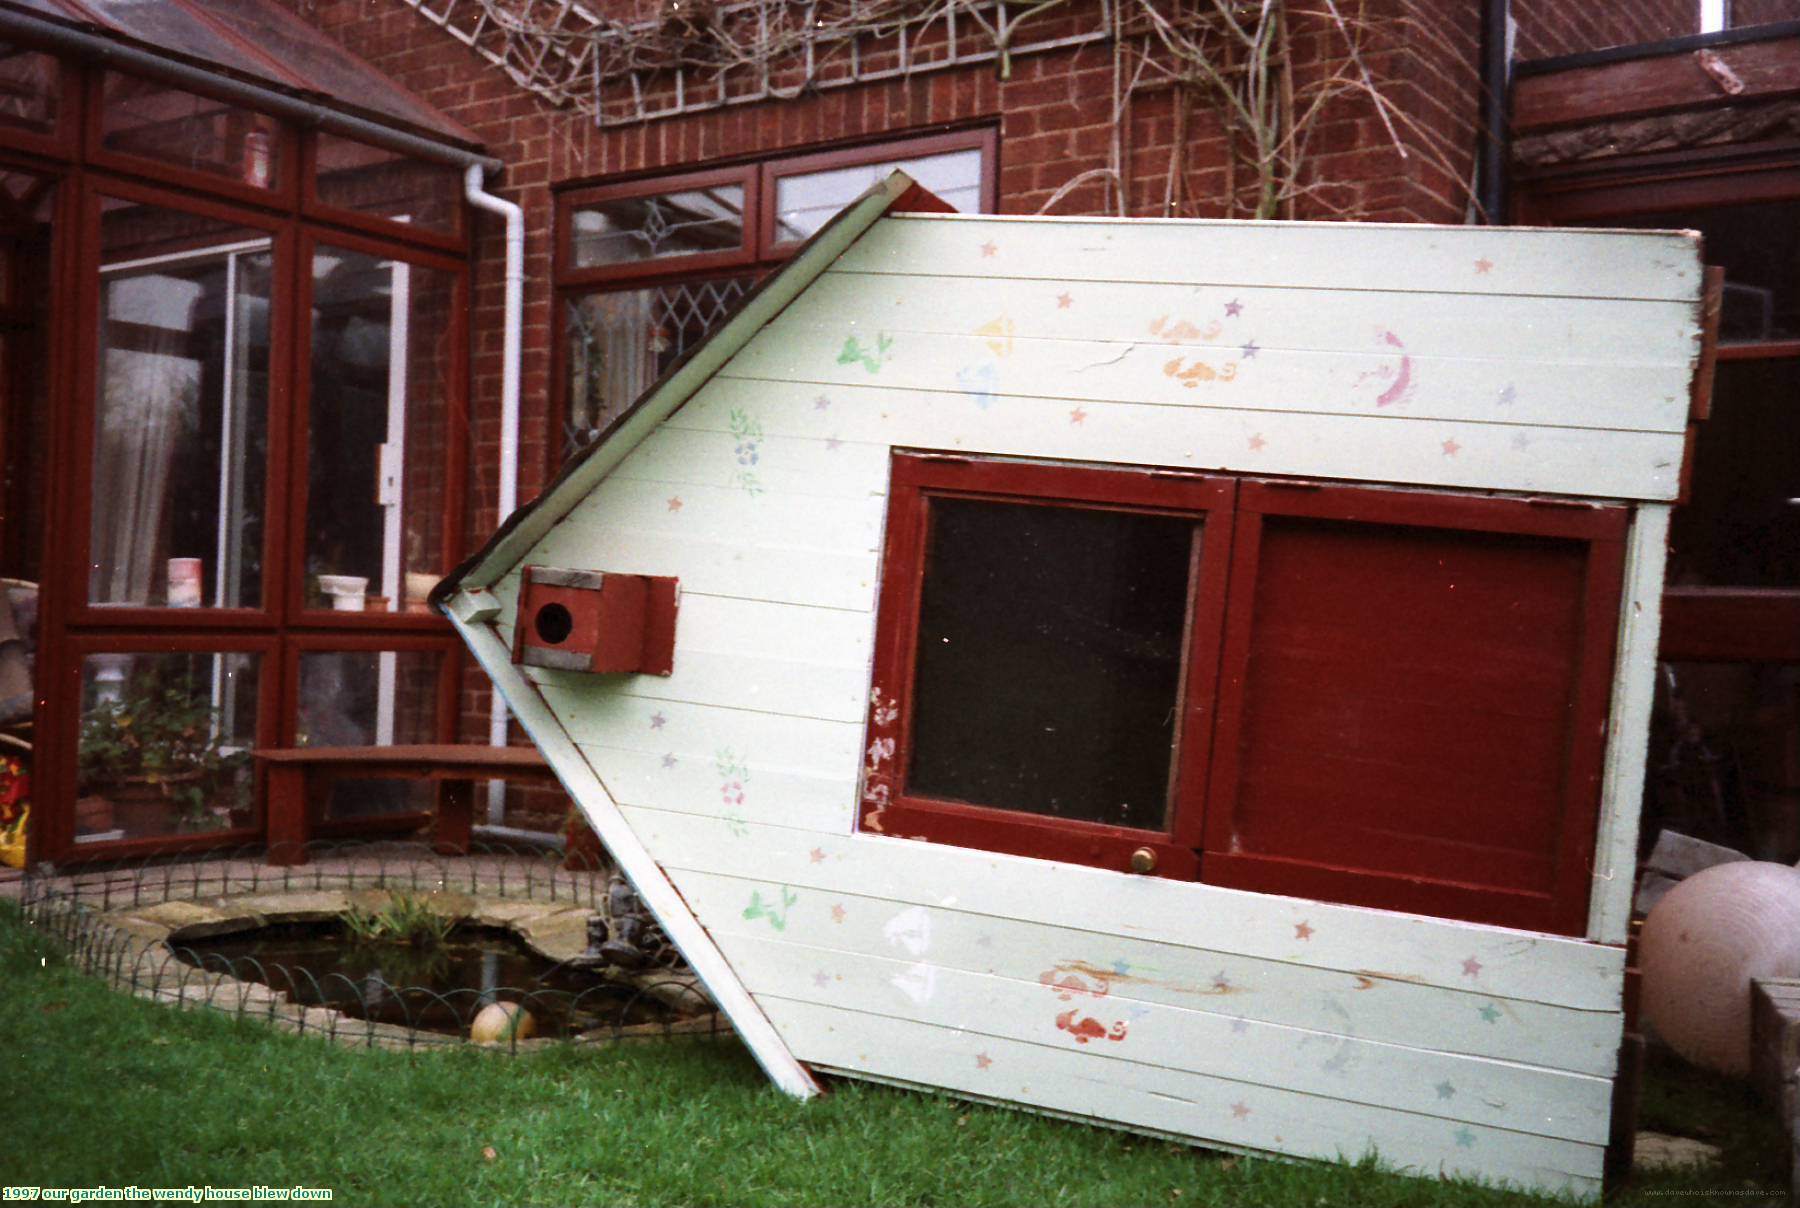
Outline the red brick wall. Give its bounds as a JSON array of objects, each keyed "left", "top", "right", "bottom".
[
  {"left": 271, "top": 0, "right": 1554, "bottom": 739},
  {"left": 1512, "top": 0, "right": 1696, "bottom": 61},
  {"left": 1730, "top": 0, "right": 1800, "bottom": 25}
]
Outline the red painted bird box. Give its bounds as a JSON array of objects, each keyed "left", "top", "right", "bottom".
[{"left": 512, "top": 565, "right": 678, "bottom": 675}]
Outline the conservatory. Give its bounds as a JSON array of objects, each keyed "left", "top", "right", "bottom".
[{"left": 0, "top": 0, "right": 494, "bottom": 862}]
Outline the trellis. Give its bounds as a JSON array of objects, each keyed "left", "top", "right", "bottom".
[{"left": 402, "top": 0, "right": 1121, "bottom": 127}]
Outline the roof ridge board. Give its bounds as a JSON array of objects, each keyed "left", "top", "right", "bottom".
[{"left": 432, "top": 168, "right": 928, "bottom": 610}]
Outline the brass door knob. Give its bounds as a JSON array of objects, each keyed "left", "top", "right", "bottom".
[{"left": 1130, "top": 847, "right": 1157, "bottom": 874}]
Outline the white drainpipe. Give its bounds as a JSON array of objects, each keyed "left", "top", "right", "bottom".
[{"left": 464, "top": 166, "right": 525, "bottom": 823}]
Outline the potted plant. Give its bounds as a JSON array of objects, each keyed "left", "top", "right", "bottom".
[{"left": 77, "top": 674, "right": 251, "bottom": 836}]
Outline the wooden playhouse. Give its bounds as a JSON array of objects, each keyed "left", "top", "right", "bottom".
[{"left": 435, "top": 173, "right": 1707, "bottom": 1197}]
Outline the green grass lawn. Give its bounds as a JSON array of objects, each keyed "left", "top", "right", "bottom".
[{"left": 0, "top": 902, "right": 1786, "bottom": 1207}]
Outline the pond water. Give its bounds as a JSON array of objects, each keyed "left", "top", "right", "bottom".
[{"left": 170, "top": 920, "right": 684, "bottom": 1039}]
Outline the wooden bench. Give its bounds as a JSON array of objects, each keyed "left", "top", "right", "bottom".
[{"left": 254, "top": 744, "right": 559, "bottom": 865}]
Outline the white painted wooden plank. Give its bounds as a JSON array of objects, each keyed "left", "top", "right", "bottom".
[
  {"left": 530, "top": 528, "right": 877, "bottom": 612},
  {"left": 839, "top": 213, "right": 1703, "bottom": 303},
  {"left": 533, "top": 689, "right": 864, "bottom": 779},
  {"left": 610, "top": 419, "right": 891, "bottom": 498},
  {"left": 618, "top": 806, "right": 1625, "bottom": 1010},
  {"left": 763, "top": 997, "right": 1603, "bottom": 1198},
  {"left": 684, "top": 377, "right": 1685, "bottom": 501},
  {"left": 553, "top": 474, "right": 886, "bottom": 553},
  {"left": 669, "top": 592, "right": 877, "bottom": 665},
  {"left": 526, "top": 478, "right": 884, "bottom": 611},
  {"left": 1589, "top": 505, "right": 1672, "bottom": 944},
  {"left": 668, "top": 867, "right": 1622, "bottom": 1078},
  {"left": 720, "top": 929, "right": 1612, "bottom": 1144},
  {"left": 573, "top": 744, "right": 856, "bottom": 834},
  {"left": 525, "top": 644, "right": 866, "bottom": 723},
  {"left": 443, "top": 610, "right": 820, "bottom": 1100},
  {"left": 789, "top": 270, "right": 1699, "bottom": 368},
  {"left": 724, "top": 328, "right": 1692, "bottom": 437}
]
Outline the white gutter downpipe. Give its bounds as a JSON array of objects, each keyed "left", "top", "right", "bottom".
[{"left": 464, "top": 165, "right": 525, "bottom": 821}]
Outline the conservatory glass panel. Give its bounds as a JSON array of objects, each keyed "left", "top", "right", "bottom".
[
  {"left": 297, "top": 648, "right": 441, "bottom": 819},
  {"left": 305, "top": 246, "right": 455, "bottom": 613},
  {"left": 0, "top": 46, "right": 58, "bottom": 136},
  {"left": 75, "top": 651, "right": 259, "bottom": 842},
  {"left": 314, "top": 132, "right": 461, "bottom": 235},
  {"left": 101, "top": 73, "right": 282, "bottom": 189},
  {"left": 90, "top": 203, "right": 270, "bottom": 609}
]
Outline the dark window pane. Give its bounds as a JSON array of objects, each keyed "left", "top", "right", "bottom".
[
  {"left": 569, "top": 185, "right": 746, "bottom": 268},
  {"left": 907, "top": 498, "right": 1194, "bottom": 829},
  {"left": 1611, "top": 201, "right": 1799, "bottom": 343},
  {"left": 1649, "top": 660, "right": 1800, "bottom": 862},
  {"left": 1668, "top": 357, "right": 1800, "bottom": 587}
]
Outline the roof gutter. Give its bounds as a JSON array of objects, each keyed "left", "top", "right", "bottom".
[{"left": 0, "top": 7, "right": 500, "bottom": 174}]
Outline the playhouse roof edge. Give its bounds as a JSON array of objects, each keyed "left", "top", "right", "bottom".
[{"left": 430, "top": 169, "right": 937, "bottom": 613}]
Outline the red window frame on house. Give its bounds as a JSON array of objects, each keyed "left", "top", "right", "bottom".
[{"left": 864, "top": 453, "right": 1631, "bottom": 936}]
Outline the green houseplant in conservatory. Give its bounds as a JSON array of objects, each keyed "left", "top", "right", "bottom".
[{"left": 77, "top": 673, "right": 252, "bottom": 836}]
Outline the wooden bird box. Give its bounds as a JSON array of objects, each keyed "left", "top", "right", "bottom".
[{"left": 511, "top": 565, "right": 678, "bottom": 675}]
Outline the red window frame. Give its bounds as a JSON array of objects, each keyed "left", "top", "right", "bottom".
[
  {"left": 864, "top": 453, "right": 1632, "bottom": 936},
  {"left": 865, "top": 454, "right": 1234, "bottom": 879}
]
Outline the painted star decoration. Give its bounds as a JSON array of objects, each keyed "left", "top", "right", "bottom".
[
  {"left": 1294, "top": 921, "right": 1314, "bottom": 941},
  {"left": 1056, "top": 292, "right": 1073, "bottom": 309},
  {"left": 1240, "top": 339, "right": 1260, "bottom": 360},
  {"left": 830, "top": 904, "right": 847, "bottom": 924},
  {"left": 975, "top": 1052, "right": 994, "bottom": 1070},
  {"left": 1461, "top": 956, "right": 1482, "bottom": 978},
  {"left": 1230, "top": 1101, "right": 1252, "bottom": 1120},
  {"left": 1230, "top": 1017, "right": 1250, "bottom": 1034},
  {"left": 1441, "top": 437, "right": 1462, "bottom": 458},
  {"left": 666, "top": 495, "right": 683, "bottom": 512},
  {"left": 1435, "top": 1081, "right": 1456, "bottom": 1101},
  {"left": 661, "top": 753, "right": 677, "bottom": 769},
  {"left": 814, "top": 394, "right": 832, "bottom": 411},
  {"left": 809, "top": 847, "right": 828, "bottom": 864},
  {"left": 1478, "top": 1003, "right": 1502, "bottom": 1024},
  {"left": 825, "top": 435, "right": 843, "bottom": 452},
  {"left": 813, "top": 971, "right": 831, "bottom": 989},
  {"left": 1454, "top": 1126, "right": 1478, "bottom": 1148},
  {"left": 1247, "top": 432, "right": 1267, "bottom": 452},
  {"left": 1212, "top": 970, "right": 1232, "bottom": 992},
  {"left": 1497, "top": 383, "right": 1517, "bottom": 406},
  {"left": 979, "top": 240, "right": 998, "bottom": 258},
  {"left": 649, "top": 712, "right": 667, "bottom": 730},
  {"left": 1474, "top": 257, "right": 1494, "bottom": 275},
  {"left": 1224, "top": 298, "right": 1243, "bottom": 317},
  {"left": 1069, "top": 406, "right": 1088, "bottom": 425}
]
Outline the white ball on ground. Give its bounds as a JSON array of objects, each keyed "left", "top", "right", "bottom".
[
  {"left": 470, "top": 1001, "right": 537, "bottom": 1045},
  {"left": 1640, "top": 860, "right": 1800, "bottom": 1076}
]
